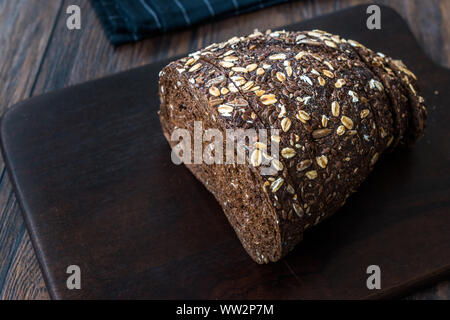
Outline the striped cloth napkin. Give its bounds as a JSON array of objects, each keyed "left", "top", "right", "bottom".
[{"left": 91, "top": 0, "right": 290, "bottom": 45}]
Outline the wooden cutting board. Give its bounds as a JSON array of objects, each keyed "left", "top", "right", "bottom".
[{"left": 1, "top": 5, "right": 449, "bottom": 299}]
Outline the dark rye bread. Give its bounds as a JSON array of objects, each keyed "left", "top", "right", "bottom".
[
  {"left": 198, "top": 30, "right": 377, "bottom": 224},
  {"left": 200, "top": 48, "right": 325, "bottom": 228},
  {"left": 283, "top": 33, "right": 376, "bottom": 220},
  {"left": 191, "top": 33, "right": 322, "bottom": 229},
  {"left": 158, "top": 29, "right": 427, "bottom": 263},
  {"left": 198, "top": 31, "right": 346, "bottom": 227},
  {"left": 345, "top": 40, "right": 410, "bottom": 149},
  {"left": 386, "top": 58, "right": 427, "bottom": 146},
  {"left": 159, "top": 58, "right": 304, "bottom": 263}
]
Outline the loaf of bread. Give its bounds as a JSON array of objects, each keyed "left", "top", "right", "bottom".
[{"left": 158, "top": 29, "right": 427, "bottom": 263}]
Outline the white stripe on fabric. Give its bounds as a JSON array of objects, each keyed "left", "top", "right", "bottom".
[
  {"left": 139, "top": 0, "right": 162, "bottom": 29},
  {"left": 202, "top": 0, "right": 215, "bottom": 16},
  {"left": 174, "top": 0, "right": 191, "bottom": 25},
  {"left": 231, "top": 0, "right": 239, "bottom": 10}
]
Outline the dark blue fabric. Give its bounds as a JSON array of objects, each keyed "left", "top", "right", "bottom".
[{"left": 91, "top": 0, "right": 290, "bottom": 45}]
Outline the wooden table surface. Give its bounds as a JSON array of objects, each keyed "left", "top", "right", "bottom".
[{"left": 0, "top": 0, "right": 448, "bottom": 300}]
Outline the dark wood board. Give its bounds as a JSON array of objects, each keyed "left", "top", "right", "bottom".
[{"left": 1, "top": 5, "right": 449, "bottom": 299}]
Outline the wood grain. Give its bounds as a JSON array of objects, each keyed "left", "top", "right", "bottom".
[
  {"left": 0, "top": 0, "right": 62, "bottom": 300},
  {"left": 0, "top": 0, "right": 448, "bottom": 299}
]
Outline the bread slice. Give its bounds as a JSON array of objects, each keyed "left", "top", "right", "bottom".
[{"left": 158, "top": 29, "right": 427, "bottom": 263}]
